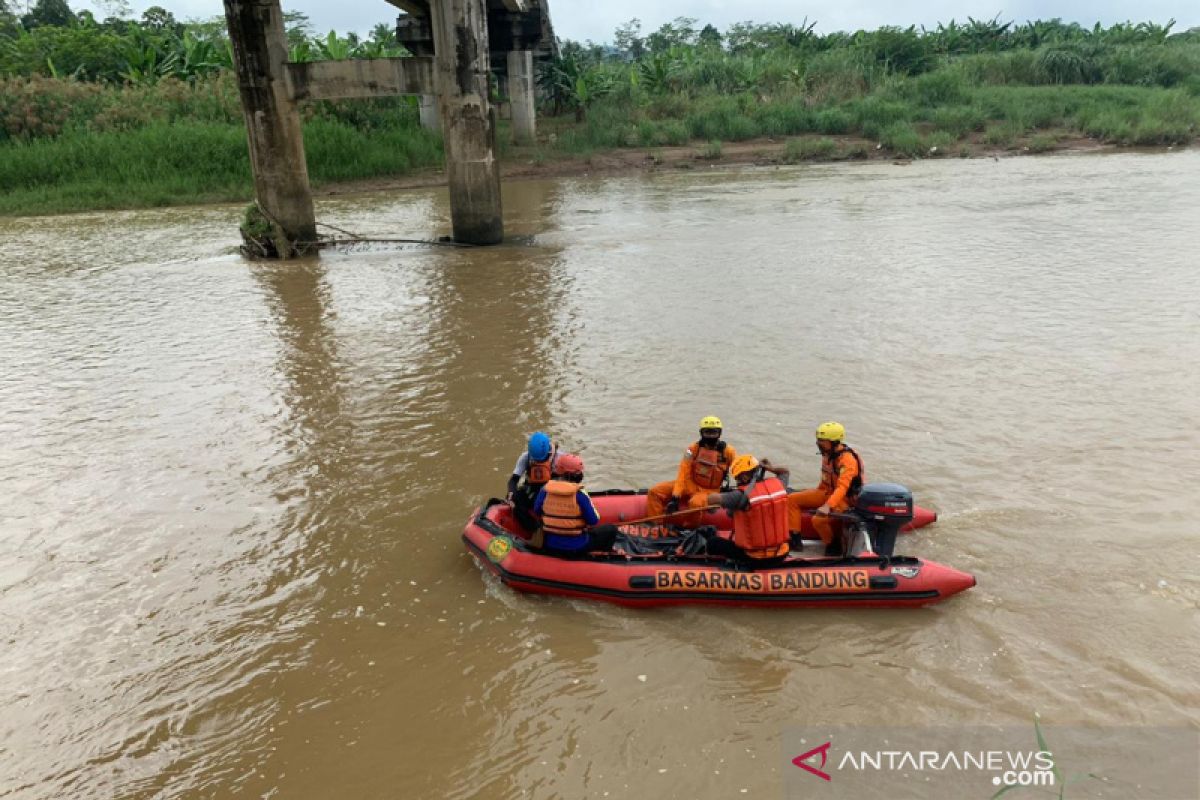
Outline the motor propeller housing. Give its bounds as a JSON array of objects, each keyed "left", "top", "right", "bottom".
[{"left": 851, "top": 483, "right": 915, "bottom": 557}]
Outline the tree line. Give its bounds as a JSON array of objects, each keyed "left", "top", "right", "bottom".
[
  {"left": 0, "top": 0, "right": 403, "bottom": 83},
  {"left": 541, "top": 16, "right": 1199, "bottom": 120}
]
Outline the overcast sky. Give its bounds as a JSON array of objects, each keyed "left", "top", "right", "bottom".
[{"left": 75, "top": 1, "right": 1199, "bottom": 42}]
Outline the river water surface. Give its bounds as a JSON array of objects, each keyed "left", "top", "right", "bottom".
[{"left": 1, "top": 152, "right": 1198, "bottom": 799}]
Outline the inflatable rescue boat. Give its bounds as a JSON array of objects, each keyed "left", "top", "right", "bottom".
[{"left": 463, "top": 488, "right": 974, "bottom": 609}]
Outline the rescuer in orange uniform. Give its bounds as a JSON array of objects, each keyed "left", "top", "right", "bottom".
[
  {"left": 645, "top": 416, "right": 738, "bottom": 525},
  {"left": 787, "top": 421, "right": 865, "bottom": 553},
  {"left": 699, "top": 454, "right": 791, "bottom": 564}
]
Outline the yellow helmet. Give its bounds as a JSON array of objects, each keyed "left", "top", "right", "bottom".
[
  {"left": 699, "top": 415, "right": 723, "bottom": 430},
  {"left": 816, "top": 421, "right": 845, "bottom": 442},
  {"left": 730, "top": 454, "right": 759, "bottom": 478}
]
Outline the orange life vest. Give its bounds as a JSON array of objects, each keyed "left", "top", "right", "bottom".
[
  {"left": 689, "top": 441, "right": 730, "bottom": 491},
  {"left": 526, "top": 446, "right": 556, "bottom": 485},
  {"left": 820, "top": 446, "right": 864, "bottom": 499},
  {"left": 731, "top": 476, "right": 790, "bottom": 559},
  {"left": 541, "top": 479, "right": 587, "bottom": 537}
]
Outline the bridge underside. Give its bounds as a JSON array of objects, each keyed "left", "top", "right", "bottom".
[
  {"left": 390, "top": 0, "right": 556, "bottom": 143},
  {"left": 225, "top": 0, "right": 554, "bottom": 249}
]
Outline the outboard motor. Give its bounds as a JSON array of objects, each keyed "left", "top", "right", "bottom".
[{"left": 852, "top": 483, "right": 914, "bottom": 558}]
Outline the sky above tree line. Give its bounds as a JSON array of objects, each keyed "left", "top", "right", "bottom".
[{"left": 71, "top": 0, "right": 1199, "bottom": 42}]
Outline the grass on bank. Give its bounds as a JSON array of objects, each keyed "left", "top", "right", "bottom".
[
  {"left": 1, "top": 65, "right": 1198, "bottom": 216},
  {"left": 547, "top": 82, "right": 1198, "bottom": 157},
  {"left": 0, "top": 118, "right": 442, "bottom": 216}
]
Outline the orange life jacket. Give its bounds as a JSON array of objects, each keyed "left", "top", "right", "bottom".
[
  {"left": 541, "top": 479, "right": 587, "bottom": 537},
  {"left": 820, "top": 446, "right": 864, "bottom": 499},
  {"left": 526, "top": 446, "right": 556, "bottom": 486},
  {"left": 689, "top": 441, "right": 730, "bottom": 491},
  {"left": 731, "top": 476, "right": 790, "bottom": 559}
]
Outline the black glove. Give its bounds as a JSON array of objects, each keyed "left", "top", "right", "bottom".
[
  {"left": 718, "top": 491, "right": 750, "bottom": 513},
  {"left": 665, "top": 497, "right": 680, "bottom": 514}
]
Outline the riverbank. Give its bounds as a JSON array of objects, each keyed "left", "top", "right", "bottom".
[
  {"left": 1, "top": 78, "right": 1197, "bottom": 217},
  {"left": 2, "top": 123, "right": 1194, "bottom": 219},
  {"left": 319, "top": 129, "right": 1145, "bottom": 199},
  {"left": 4, "top": 15, "right": 1199, "bottom": 216}
]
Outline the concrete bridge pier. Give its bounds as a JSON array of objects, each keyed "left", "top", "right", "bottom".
[
  {"left": 507, "top": 49, "right": 536, "bottom": 145},
  {"left": 223, "top": 0, "right": 316, "bottom": 256},
  {"left": 430, "top": 0, "right": 503, "bottom": 244},
  {"left": 418, "top": 94, "right": 441, "bottom": 133}
]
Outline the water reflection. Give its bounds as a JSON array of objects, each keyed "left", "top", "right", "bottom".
[{"left": 191, "top": 181, "right": 579, "bottom": 799}]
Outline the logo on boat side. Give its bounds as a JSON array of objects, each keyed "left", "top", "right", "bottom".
[
  {"left": 654, "top": 569, "right": 870, "bottom": 593},
  {"left": 891, "top": 564, "right": 921, "bottom": 579},
  {"left": 486, "top": 536, "right": 512, "bottom": 563}
]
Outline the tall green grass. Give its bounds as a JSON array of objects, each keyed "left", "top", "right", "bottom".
[
  {"left": 0, "top": 119, "right": 442, "bottom": 216},
  {"left": 2, "top": 33, "right": 1198, "bottom": 215},
  {"left": 546, "top": 80, "right": 1198, "bottom": 157}
]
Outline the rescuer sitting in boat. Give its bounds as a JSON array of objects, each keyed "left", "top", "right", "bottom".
[
  {"left": 698, "top": 455, "right": 792, "bottom": 565},
  {"left": 786, "top": 421, "right": 865, "bottom": 554},
  {"left": 531, "top": 454, "right": 619, "bottom": 556},
  {"left": 507, "top": 432, "right": 572, "bottom": 532},
  {"left": 645, "top": 415, "right": 738, "bottom": 525}
]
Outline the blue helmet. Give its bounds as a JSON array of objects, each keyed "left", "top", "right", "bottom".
[{"left": 528, "top": 432, "right": 552, "bottom": 461}]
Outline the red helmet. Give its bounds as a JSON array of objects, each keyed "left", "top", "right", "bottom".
[{"left": 554, "top": 453, "right": 584, "bottom": 476}]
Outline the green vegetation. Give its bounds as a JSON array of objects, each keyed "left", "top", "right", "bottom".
[
  {"left": 539, "top": 17, "right": 1199, "bottom": 161},
  {"left": 0, "top": 1, "right": 441, "bottom": 215},
  {"left": 0, "top": 73, "right": 442, "bottom": 215},
  {"left": 1, "top": 4, "right": 1198, "bottom": 215}
]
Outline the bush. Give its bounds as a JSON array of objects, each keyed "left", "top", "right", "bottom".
[
  {"left": 891, "top": 68, "right": 971, "bottom": 105},
  {"left": 1035, "top": 43, "right": 1100, "bottom": 84},
  {"left": 880, "top": 121, "right": 924, "bottom": 156},
  {"left": 753, "top": 101, "right": 816, "bottom": 135},
  {"left": 849, "top": 95, "right": 913, "bottom": 138},
  {"left": 0, "top": 25, "right": 129, "bottom": 81},
  {"left": 1100, "top": 44, "right": 1200, "bottom": 88},
  {"left": 859, "top": 26, "right": 934, "bottom": 75},
  {"left": 660, "top": 119, "right": 691, "bottom": 145},
  {"left": 0, "top": 72, "right": 403, "bottom": 143},
  {"left": 983, "top": 121, "right": 1021, "bottom": 147},
  {"left": 928, "top": 104, "right": 987, "bottom": 136},
  {"left": 814, "top": 106, "right": 853, "bottom": 134},
  {"left": 685, "top": 95, "right": 762, "bottom": 140},
  {"left": 804, "top": 47, "right": 877, "bottom": 102},
  {"left": 955, "top": 50, "right": 1041, "bottom": 85},
  {"left": 925, "top": 130, "right": 956, "bottom": 153}
]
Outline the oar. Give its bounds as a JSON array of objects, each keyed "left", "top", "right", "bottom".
[{"left": 618, "top": 504, "right": 723, "bottom": 527}]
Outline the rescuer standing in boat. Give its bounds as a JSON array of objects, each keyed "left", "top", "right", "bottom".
[
  {"left": 507, "top": 432, "right": 571, "bottom": 532},
  {"left": 531, "top": 454, "right": 618, "bottom": 555},
  {"left": 787, "top": 422, "right": 865, "bottom": 553},
  {"left": 645, "top": 416, "right": 738, "bottom": 525},
  {"left": 700, "top": 455, "right": 791, "bottom": 564}
]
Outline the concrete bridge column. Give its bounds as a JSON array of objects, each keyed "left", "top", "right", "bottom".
[
  {"left": 223, "top": 0, "right": 315, "bottom": 256},
  {"left": 430, "top": 0, "right": 503, "bottom": 244},
  {"left": 507, "top": 49, "right": 536, "bottom": 145},
  {"left": 418, "top": 94, "right": 441, "bottom": 133}
]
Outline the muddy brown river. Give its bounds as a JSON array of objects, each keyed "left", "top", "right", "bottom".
[{"left": 1, "top": 152, "right": 1198, "bottom": 799}]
